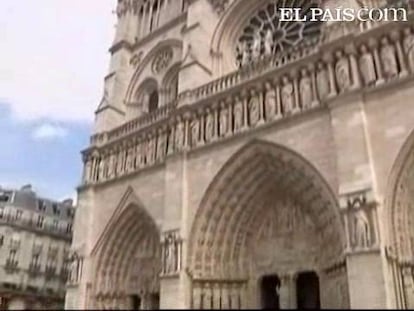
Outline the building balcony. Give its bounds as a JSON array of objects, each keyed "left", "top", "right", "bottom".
[
  {"left": 0, "top": 215, "right": 72, "bottom": 241},
  {"left": 81, "top": 6, "right": 414, "bottom": 187},
  {"left": 44, "top": 266, "right": 57, "bottom": 280},
  {"left": 28, "top": 263, "right": 41, "bottom": 278}
]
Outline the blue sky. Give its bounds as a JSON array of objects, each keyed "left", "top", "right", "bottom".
[{"left": 0, "top": 0, "right": 115, "bottom": 200}]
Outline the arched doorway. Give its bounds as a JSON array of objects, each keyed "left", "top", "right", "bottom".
[
  {"left": 385, "top": 129, "right": 414, "bottom": 309},
  {"left": 188, "top": 141, "right": 349, "bottom": 309},
  {"left": 92, "top": 195, "right": 161, "bottom": 310}
]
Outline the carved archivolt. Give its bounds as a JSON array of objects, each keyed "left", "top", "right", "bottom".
[
  {"left": 91, "top": 190, "right": 161, "bottom": 309},
  {"left": 188, "top": 140, "right": 346, "bottom": 280}
]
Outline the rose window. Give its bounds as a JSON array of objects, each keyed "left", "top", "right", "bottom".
[{"left": 235, "top": 0, "right": 322, "bottom": 68}]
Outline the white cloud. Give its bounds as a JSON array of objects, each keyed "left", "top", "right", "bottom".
[
  {"left": 0, "top": 0, "right": 116, "bottom": 122},
  {"left": 32, "top": 123, "right": 68, "bottom": 141}
]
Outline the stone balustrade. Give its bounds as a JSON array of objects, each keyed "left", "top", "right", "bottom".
[{"left": 81, "top": 19, "right": 414, "bottom": 187}]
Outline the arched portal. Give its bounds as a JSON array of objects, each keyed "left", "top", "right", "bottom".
[
  {"left": 188, "top": 140, "right": 349, "bottom": 309},
  {"left": 92, "top": 193, "right": 161, "bottom": 310},
  {"left": 385, "top": 129, "right": 414, "bottom": 309}
]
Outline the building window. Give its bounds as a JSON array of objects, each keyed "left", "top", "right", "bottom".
[
  {"left": 66, "top": 223, "right": 73, "bottom": 234},
  {"left": 52, "top": 203, "right": 60, "bottom": 215},
  {"left": 31, "top": 253, "right": 40, "bottom": 267},
  {"left": 0, "top": 235, "right": 3, "bottom": 247},
  {"left": 235, "top": 0, "right": 322, "bottom": 68},
  {"left": 37, "top": 200, "right": 46, "bottom": 211},
  {"left": 7, "top": 249, "right": 18, "bottom": 265},
  {"left": 148, "top": 90, "right": 159, "bottom": 112},
  {"left": 36, "top": 215, "right": 44, "bottom": 228},
  {"left": 0, "top": 208, "right": 3, "bottom": 219},
  {"left": 52, "top": 219, "right": 59, "bottom": 230}
]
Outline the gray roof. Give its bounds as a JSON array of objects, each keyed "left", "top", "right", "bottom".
[{"left": 0, "top": 185, "right": 75, "bottom": 221}]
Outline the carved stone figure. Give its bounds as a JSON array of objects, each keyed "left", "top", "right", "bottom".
[
  {"left": 241, "top": 41, "right": 250, "bottom": 67},
  {"left": 403, "top": 28, "right": 414, "bottom": 72},
  {"left": 83, "top": 159, "right": 92, "bottom": 183},
  {"left": 248, "top": 91, "right": 260, "bottom": 126},
  {"left": 156, "top": 132, "right": 167, "bottom": 162},
  {"left": 175, "top": 122, "right": 185, "bottom": 151},
  {"left": 107, "top": 153, "right": 116, "bottom": 178},
  {"left": 299, "top": 69, "right": 313, "bottom": 109},
  {"left": 98, "top": 157, "right": 106, "bottom": 181},
  {"left": 191, "top": 118, "right": 200, "bottom": 147},
  {"left": 281, "top": 76, "right": 294, "bottom": 114},
  {"left": 252, "top": 31, "right": 262, "bottom": 60},
  {"left": 335, "top": 50, "right": 351, "bottom": 93},
  {"left": 125, "top": 148, "right": 134, "bottom": 173},
  {"left": 147, "top": 137, "right": 156, "bottom": 165},
  {"left": 136, "top": 143, "right": 145, "bottom": 168},
  {"left": 233, "top": 97, "right": 244, "bottom": 132},
  {"left": 359, "top": 44, "right": 377, "bottom": 86},
  {"left": 264, "top": 82, "right": 278, "bottom": 120},
  {"left": 205, "top": 112, "right": 215, "bottom": 142},
  {"left": 264, "top": 29, "right": 274, "bottom": 56},
  {"left": 353, "top": 210, "right": 371, "bottom": 248},
  {"left": 316, "top": 62, "right": 329, "bottom": 101},
  {"left": 165, "top": 235, "right": 177, "bottom": 274},
  {"left": 116, "top": 150, "right": 125, "bottom": 175},
  {"left": 380, "top": 37, "right": 399, "bottom": 80},
  {"left": 219, "top": 107, "right": 229, "bottom": 136}
]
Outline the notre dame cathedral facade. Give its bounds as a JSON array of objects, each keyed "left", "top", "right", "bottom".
[{"left": 65, "top": 0, "right": 414, "bottom": 309}]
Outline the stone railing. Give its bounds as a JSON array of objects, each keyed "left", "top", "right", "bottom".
[
  {"left": 81, "top": 19, "right": 414, "bottom": 187},
  {"left": 91, "top": 101, "right": 177, "bottom": 145}
]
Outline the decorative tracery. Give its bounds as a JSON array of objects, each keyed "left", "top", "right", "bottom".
[{"left": 235, "top": 0, "right": 322, "bottom": 67}]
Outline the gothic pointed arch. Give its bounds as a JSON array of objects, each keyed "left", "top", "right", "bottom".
[
  {"left": 210, "top": 0, "right": 323, "bottom": 74},
  {"left": 125, "top": 39, "right": 183, "bottom": 105},
  {"left": 187, "top": 140, "right": 349, "bottom": 308},
  {"left": 91, "top": 187, "right": 161, "bottom": 310},
  {"left": 384, "top": 128, "right": 414, "bottom": 309}
]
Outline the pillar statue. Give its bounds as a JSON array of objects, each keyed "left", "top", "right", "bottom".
[{"left": 359, "top": 44, "right": 377, "bottom": 86}]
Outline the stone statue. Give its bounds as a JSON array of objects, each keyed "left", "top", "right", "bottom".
[
  {"left": 252, "top": 31, "right": 262, "bottom": 60},
  {"left": 136, "top": 143, "right": 144, "bottom": 168},
  {"left": 116, "top": 151, "right": 124, "bottom": 175},
  {"left": 264, "top": 29, "right": 274, "bottom": 56},
  {"left": 107, "top": 153, "right": 116, "bottom": 178},
  {"left": 156, "top": 133, "right": 167, "bottom": 162},
  {"left": 380, "top": 37, "right": 399, "bottom": 80},
  {"left": 299, "top": 69, "right": 313, "bottom": 109},
  {"left": 205, "top": 112, "right": 215, "bottom": 142},
  {"left": 353, "top": 210, "right": 371, "bottom": 248},
  {"left": 125, "top": 148, "right": 134, "bottom": 173},
  {"left": 264, "top": 82, "right": 278, "bottom": 120},
  {"left": 83, "top": 160, "right": 92, "bottom": 183},
  {"left": 248, "top": 91, "right": 260, "bottom": 126},
  {"left": 147, "top": 137, "right": 156, "bottom": 165},
  {"left": 316, "top": 62, "right": 329, "bottom": 101},
  {"left": 165, "top": 235, "right": 177, "bottom": 274},
  {"left": 175, "top": 122, "right": 185, "bottom": 151},
  {"left": 335, "top": 50, "right": 351, "bottom": 93},
  {"left": 359, "top": 44, "right": 377, "bottom": 86},
  {"left": 98, "top": 157, "right": 106, "bottom": 180},
  {"left": 281, "top": 76, "right": 294, "bottom": 115},
  {"left": 241, "top": 41, "right": 250, "bottom": 67},
  {"left": 233, "top": 97, "right": 244, "bottom": 132},
  {"left": 190, "top": 119, "right": 200, "bottom": 147},
  {"left": 403, "top": 28, "right": 414, "bottom": 72},
  {"left": 219, "top": 107, "right": 229, "bottom": 136}
]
